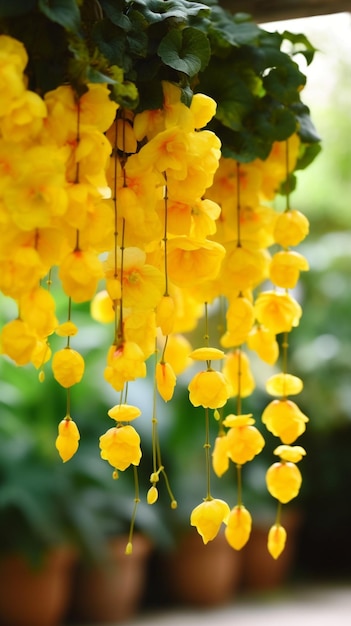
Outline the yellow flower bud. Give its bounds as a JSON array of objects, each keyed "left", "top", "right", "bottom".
[
  {"left": 225, "top": 505, "right": 252, "bottom": 550},
  {"left": 274, "top": 444, "right": 306, "bottom": 463},
  {"left": 212, "top": 435, "right": 230, "bottom": 477},
  {"left": 266, "top": 461, "right": 302, "bottom": 503},
  {"left": 52, "top": 347, "right": 85, "bottom": 388},
  {"left": 266, "top": 373, "right": 303, "bottom": 397},
  {"left": 269, "top": 250, "right": 309, "bottom": 289},
  {"left": 190, "top": 498, "right": 230, "bottom": 544},
  {"left": 90, "top": 290, "right": 115, "bottom": 323},
  {"left": 268, "top": 524, "right": 287, "bottom": 559},
  {"left": 254, "top": 291, "right": 302, "bottom": 335},
  {"left": 189, "top": 347, "right": 225, "bottom": 361},
  {"left": 55, "top": 418, "right": 80, "bottom": 462},
  {"left": 262, "top": 399, "right": 308, "bottom": 444},
  {"left": 188, "top": 369, "right": 231, "bottom": 409},
  {"left": 55, "top": 321, "right": 78, "bottom": 337},
  {"left": 99, "top": 425, "right": 142, "bottom": 471},
  {"left": 156, "top": 361, "right": 176, "bottom": 402},
  {"left": 107, "top": 403, "right": 141, "bottom": 422},
  {"left": 0, "top": 318, "right": 36, "bottom": 366},
  {"left": 156, "top": 295, "right": 176, "bottom": 336},
  {"left": 222, "top": 350, "right": 255, "bottom": 398},
  {"left": 273, "top": 209, "right": 309, "bottom": 247},
  {"left": 147, "top": 486, "right": 158, "bottom": 505},
  {"left": 226, "top": 423, "right": 265, "bottom": 465},
  {"left": 247, "top": 325, "right": 279, "bottom": 365}
]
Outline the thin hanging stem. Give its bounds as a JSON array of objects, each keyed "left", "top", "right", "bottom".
[
  {"left": 236, "top": 463, "right": 242, "bottom": 506},
  {"left": 285, "top": 139, "right": 291, "bottom": 212},
  {"left": 204, "top": 407, "right": 212, "bottom": 500}
]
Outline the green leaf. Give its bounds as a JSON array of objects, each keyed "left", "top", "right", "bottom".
[
  {"left": 292, "top": 102, "right": 321, "bottom": 143},
  {"left": 263, "top": 61, "right": 306, "bottom": 105},
  {"left": 207, "top": 5, "right": 260, "bottom": 49},
  {"left": 295, "top": 142, "right": 322, "bottom": 172},
  {"left": 131, "top": 0, "right": 210, "bottom": 24},
  {"left": 99, "top": 0, "right": 132, "bottom": 30},
  {"left": 282, "top": 30, "right": 317, "bottom": 66},
  {"left": 158, "top": 27, "right": 210, "bottom": 76},
  {"left": 0, "top": 0, "right": 36, "bottom": 17},
  {"left": 38, "top": 0, "right": 81, "bottom": 32}
]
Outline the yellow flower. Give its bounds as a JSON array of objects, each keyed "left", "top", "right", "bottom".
[
  {"left": 221, "top": 244, "right": 270, "bottom": 293},
  {"left": 104, "top": 246, "right": 164, "bottom": 310},
  {"left": 138, "top": 126, "right": 190, "bottom": 176},
  {"left": 266, "top": 373, "right": 303, "bottom": 397},
  {"left": 147, "top": 485, "right": 159, "bottom": 505},
  {"left": 55, "top": 321, "right": 78, "bottom": 337},
  {"left": 247, "top": 325, "right": 279, "bottom": 365},
  {"left": 274, "top": 444, "right": 306, "bottom": 463},
  {"left": 0, "top": 90, "right": 47, "bottom": 142},
  {"left": 99, "top": 424, "right": 142, "bottom": 470},
  {"left": 266, "top": 461, "right": 302, "bottom": 503},
  {"left": 268, "top": 524, "right": 287, "bottom": 559},
  {"left": 190, "top": 93, "right": 217, "bottom": 129},
  {"left": 254, "top": 291, "right": 302, "bottom": 334},
  {"left": 31, "top": 339, "right": 52, "bottom": 369},
  {"left": 220, "top": 295, "right": 255, "bottom": 348},
  {"left": 167, "top": 237, "right": 225, "bottom": 288},
  {"left": 0, "top": 35, "right": 27, "bottom": 116},
  {"left": 222, "top": 350, "right": 255, "bottom": 398},
  {"left": 52, "top": 347, "right": 85, "bottom": 388},
  {"left": 273, "top": 209, "right": 309, "bottom": 247},
  {"left": 156, "top": 295, "right": 176, "bottom": 336},
  {"left": 269, "top": 250, "right": 309, "bottom": 289},
  {"left": 190, "top": 498, "right": 230, "bottom": 544},
  {"left": 107, "top": 404, "right": 141, "bottom": 422},
  {"left": 225, "top": 505, "right": 252, "bottom": 550},
  {"left": 59, "top": 249, "right": 104, "bottom": 303},
  {"left": 90, "top": 290, "right": 115, "bottom": 324},
  {"left": 189, "top": 347, "right": 225, "bottom": 361},
  {"left": 55, "top": 417, "right": 80, "bottom": 462},
  {"left": 3, "top": 145, "right": 68, "bottom": 231},
  {"left": 212, "top": 435, "right": 230, "bottom": 477},
  {"left": 163, "top": 333, "right": 192, "bottom": 375},
  {"left": 104, "top": 341, "right": 146, "bottom": 391},
  {"left": 188, "top": 370, "right": 231, "bottom": 409},
  {"left": 225, "top": 421, "right": 265, "bottom": 465},
  {"left": 0, "top": 246, "right": 45, "bottom": 300},
  {"left": 124, "top": 309, "right": 157, "bottom": 360},
  {"left": 262, "top": 399, "right": 308, "bottom": 444},
  {"left": 156, "top": 361, "right": 177, "bottom": 402},
  {"left": 0, "top": 318, "right": 36, "bottom": 365},
  {"left": 19, "top": 286, "right": 58, "bottom": 338}
]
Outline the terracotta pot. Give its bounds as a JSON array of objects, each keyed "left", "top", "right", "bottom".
[
  {"left": 69, "top": 534, "right": 152, "bottom": 624},
  {"left": 241, "top": 510, "right": 302, "bottom": 591},
  {"left": 162, "top": 530, "right": 242, "bottom": 607},
  {"left": 0, "top": 546, "right": 76, "bottom": 626}
]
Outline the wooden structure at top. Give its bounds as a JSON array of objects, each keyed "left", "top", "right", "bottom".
[{"left": 220, "top": 1, "right": 351, "bottom": 22}]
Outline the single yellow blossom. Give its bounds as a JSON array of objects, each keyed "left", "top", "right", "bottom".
[
  {"left": 190, "top": 498, "right": 230, "bottom": 544},
  {"left": 156, "top": 295, "right": 176, "bottom": 336},
  {"left": 107, "top": 404, "right": 142, "bottom": 422},
  {"left": 212, "top": 435, "right": 230, "bottom": 477},
  {"left": 262, "top": 399, "right": 308, "bottom": 444},
  {"left": 90, "top": 290, "right": 115, "bottom": 324},
  {"left": 156, "top": 361, "right": 177, "bottom": 402},
  {"left": 266, "top": 373, "right": 303, "bottom": 397},
  {"left": 55, "top": 321, "right": 78, "bottom": 337},
  {"left": 273, "top": 209, "right": 309, "bottom": 247},
  {"left": 247, "top": 325, "right": 279, "bottom": 365},
  {"left": 225, "top": 505, "right": 252, "bottom": 550},
  {"left": 0, "top": 318, "right": 36, "bottom": 365},
  {"left": 52, "top": 347, "right": 85, "bottom": 388},
  {"left": 222, "top": 350, "right": 255, "bottom": 398},
  {"left": 269, "top": 250, "right": 309, "bottom": 289},
  {"left": 266, "top": 461, "right": 302, "bottom": 503},
  {"left": 189, "top": 347, "right": 225, "bottom": 361},
  {"left": 268, "top": 524, "right": 287, "bottom": 559},
  {"left": 188, "top": 370, "right": 231, "bottom": 409},
  {"left": 55, "top": 417, "right": 80, "bottom": 462},
  {"left": 99, "top": 424, "right": 142, "bottom": 470},
  {"left": 274, "top": 444, "right": 306, "bottom": 463},
  {"left": 147, "top": 485, "right": 159, "bottom": 505},
  {"left": 59, "top": 249, "right": 104, "bottom": 303},
  {"left": 254, "top": 291, "right": 302, "bottom": 334}
]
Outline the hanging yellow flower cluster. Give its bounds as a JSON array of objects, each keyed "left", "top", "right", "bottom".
[{"left": 0, "top": 33, "right": 310, "bottom": 558}]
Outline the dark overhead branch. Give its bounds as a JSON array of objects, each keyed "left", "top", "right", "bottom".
[{"left": 220, "top": 0, "right": 351, "bottom": 22}]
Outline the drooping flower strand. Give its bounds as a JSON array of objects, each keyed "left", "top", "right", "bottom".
[
  {"left": 189, "top": 304, "right": 231, "bottom": 544},
  {"left": 148, "top": 342, "right": 177, "bottom": 508}
]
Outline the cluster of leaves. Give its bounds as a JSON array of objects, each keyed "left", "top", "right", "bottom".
[{"left": 0, "top": 0, "right": 320, "bottom": 163}]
